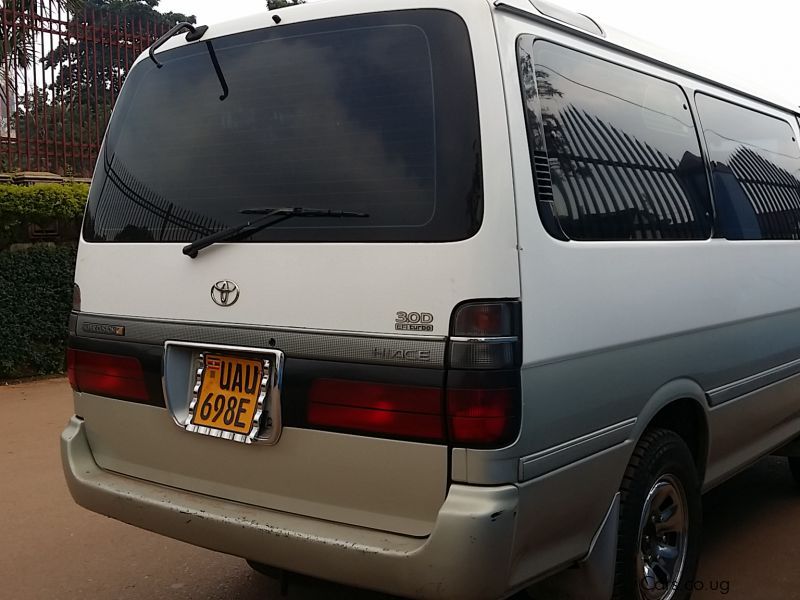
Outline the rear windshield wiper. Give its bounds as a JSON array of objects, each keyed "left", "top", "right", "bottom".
[
  {"left": 182, "top": 207, "right": 369, "bottom": 258},
  {"left": 149, "top": 22, "right": 229, "bottom": 101}
]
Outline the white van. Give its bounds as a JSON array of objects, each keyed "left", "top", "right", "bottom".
[{"left": 62, "top": 1, "right": 800, "bottom": 599}]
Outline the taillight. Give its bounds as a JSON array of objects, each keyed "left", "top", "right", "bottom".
[
  {"left": 447, "top": 300, "right": 522, "bottom": 447},
  {"left": 303, "top": 300, "right": 522, "bottom": 448},
  {"left": 447, "top": 387, "right": 517, "bottom": 447},
  {"left": 72, "top": 284, "right": 81, "bottom": 312},
  {"left": 452, "top": 302, "right": 515, "bottom": 337},
  {"left": 449, "top": 301, "right": 521, "bottom": 369},
  {"left": 308, "top": 379, "right": 445, "bottom": 441},
  {"left": 66, "top": 349, "right": 149, "bottom": 403}
]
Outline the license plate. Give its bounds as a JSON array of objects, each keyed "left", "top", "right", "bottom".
[{"left": 188, "top": 353, "right": 267, "bottom": 441}]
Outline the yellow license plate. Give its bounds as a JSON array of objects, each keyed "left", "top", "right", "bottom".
[{"left": 191, "top": 354, "right": 264, "bottom": 437}]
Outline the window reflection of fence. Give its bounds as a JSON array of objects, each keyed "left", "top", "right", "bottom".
[
  {"left": 1, "top": 1, "right": 168, "bottom": 176},
  {"left": 546, "top": 105, "right": 709, "bottom": 240},
  {"left": 728, "top": 146, "right": 800, "bottom": 238},
  {"left": 90, "top": 157, "right": 224, "bottom": 242}
]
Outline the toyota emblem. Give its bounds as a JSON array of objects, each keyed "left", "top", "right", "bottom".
[{"left": 211, "top": 280, "right": 240, "bottom": 307}]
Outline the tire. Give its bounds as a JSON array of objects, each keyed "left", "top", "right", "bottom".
[
  {"left": 789, "top": 457, "right": 800, "bottom": 485},
  {"left": 612, "top": 429, "right": 702, "bottom": 600}
]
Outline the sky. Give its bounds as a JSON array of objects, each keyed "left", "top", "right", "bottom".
[{"left": 157, "top": 0, "right": 800, "bottom": 106}]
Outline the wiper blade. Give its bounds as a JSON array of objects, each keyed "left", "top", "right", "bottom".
[
  {"left": 182, "top": 207, "right": 369, "bottom": 259},
  {"left": 240, "top": 207, "right": 369, "bottom": 218}
]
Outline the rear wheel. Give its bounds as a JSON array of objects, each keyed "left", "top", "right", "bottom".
[{"left": 613, "top": 429, "right": 702, "bottom": 600}]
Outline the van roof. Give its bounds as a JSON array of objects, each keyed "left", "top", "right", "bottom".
[
  {"left": 495, "top": 0, "right": 799, "bottom": 116},
  {"left": 156, "top": 0, "right": 798, "bottom": 117}
]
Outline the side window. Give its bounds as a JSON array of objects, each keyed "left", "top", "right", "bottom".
[
  {"left": 517, "top": 38, "right": 712, "bottom": 241},
  {"left": 695, "top": 94, "right": 800, "bottom": 240}
]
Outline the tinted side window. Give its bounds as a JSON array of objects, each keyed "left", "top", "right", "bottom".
[
  {"left": 518, "top": 38, "right": 712, "bottom": 241},
  {"left": 695, "top": 94, "right": 800, "bottom": 240}
]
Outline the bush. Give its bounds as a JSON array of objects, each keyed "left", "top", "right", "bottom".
[
  {"left": 0, "top": 183, "right": 89, "bottom": 244},
  {"left": 0, "top": 245, "right": 76, "bottom": 379}
]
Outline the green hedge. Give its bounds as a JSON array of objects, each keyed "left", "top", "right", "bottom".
[
  {"left": 0, "top": 245, "right": 76, "bottom": 379},
  {"left": 0, "top": 183, "right": 89, "bottom": 243}
]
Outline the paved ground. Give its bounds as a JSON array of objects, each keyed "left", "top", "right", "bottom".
[{"left": 2, "top": 378, "right": 800, "bottom": 599}]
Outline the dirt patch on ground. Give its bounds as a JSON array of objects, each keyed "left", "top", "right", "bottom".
[{"left": 1, "top": 373, "right": 66, "bottom": 387}]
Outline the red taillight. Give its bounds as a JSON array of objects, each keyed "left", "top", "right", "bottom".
[
  {"left": 447, "top": 388, "right": 517, "bottom": 446},
  {"left": 307, "top": 378, "right": 518, "bottom": 447},
  {"left": 66, "top": 349, "right": 149, "bottom": 403},
  {"left": 308, "top": 379, "right": 445, "bottom": 441}
]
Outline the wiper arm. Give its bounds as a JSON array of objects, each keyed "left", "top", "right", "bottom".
[
  {"left": 149, "top": 21, "right": 229, "bottom": 101},
  {"left": 149, "top": 22, "right": 209, "bottom": 68},
  {"left": 182, "top": 207, "right": 369, "bottom": 259}
]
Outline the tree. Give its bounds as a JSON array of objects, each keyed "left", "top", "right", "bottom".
[
  {"left": 266, "top": 0, "right": 304, "bottom": 9},
  {"left": 42, "top": 0, "right": 195, "bottom": 109},
  {"left": 1, "top": 1, "right": 86, "bottom": 126},
  {"left": 0, "top": 1, "right": 86, "bottom": 68},
  {"left": 4, "top": 0, "right": 195, "bottom": 174},
  {"left": 518, "top": 47, "right": 579, "bottom": 174}
]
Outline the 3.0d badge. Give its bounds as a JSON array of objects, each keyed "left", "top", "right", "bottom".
[{"left": 211, "top": 280, "right": 240, "bottom": 307}]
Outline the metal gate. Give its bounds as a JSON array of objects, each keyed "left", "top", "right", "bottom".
[{"left": 1, "top": 0, "right": 170, "bottom": 176}]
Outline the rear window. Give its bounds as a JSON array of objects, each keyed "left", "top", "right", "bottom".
[{"left": 84, "top": 10, "right": 482, "bottom": 243}]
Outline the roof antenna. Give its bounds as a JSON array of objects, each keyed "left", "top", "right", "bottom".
[{"left": 272, "top": 14, "right": 282, "bottom": 24}]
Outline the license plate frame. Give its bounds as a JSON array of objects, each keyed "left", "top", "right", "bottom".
[{"left": 165, "top": 342, "right": 284, "bottom": 445}]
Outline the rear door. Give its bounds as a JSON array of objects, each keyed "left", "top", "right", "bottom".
[{"left": 72, "top": 0, "right": 519, "bottom": 537}]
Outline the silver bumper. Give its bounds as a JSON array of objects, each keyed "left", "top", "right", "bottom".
[{"left": 61, "top": 416, "right": 521, "bottom": 600}]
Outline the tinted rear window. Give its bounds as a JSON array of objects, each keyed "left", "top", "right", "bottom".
[{"left": 84, "top": 10, "right": 482, "bottom": 243}]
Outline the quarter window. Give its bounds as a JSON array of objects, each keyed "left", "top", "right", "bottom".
[
  {"left": 695, "top": 94, "right": 800, "bottom": 240},
  {"left": 518, "top": 39, "right": 712, "bottom": 241}
]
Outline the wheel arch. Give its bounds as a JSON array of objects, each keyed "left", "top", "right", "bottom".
[{"left": 629, "top": 378, "right": 711, "bottom": 483}]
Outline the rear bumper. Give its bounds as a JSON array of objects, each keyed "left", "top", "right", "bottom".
[{"left": 61, "top": 416, "right": 521, "bottom": 600}]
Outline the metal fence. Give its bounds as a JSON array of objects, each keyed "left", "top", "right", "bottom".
[{"left": 1, "top": 0, "right": 168, "bottom": 177}]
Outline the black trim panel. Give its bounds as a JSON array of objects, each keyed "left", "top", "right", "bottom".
[{"left": 73, "top": 312, "right": 446, "bottom": 369}]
